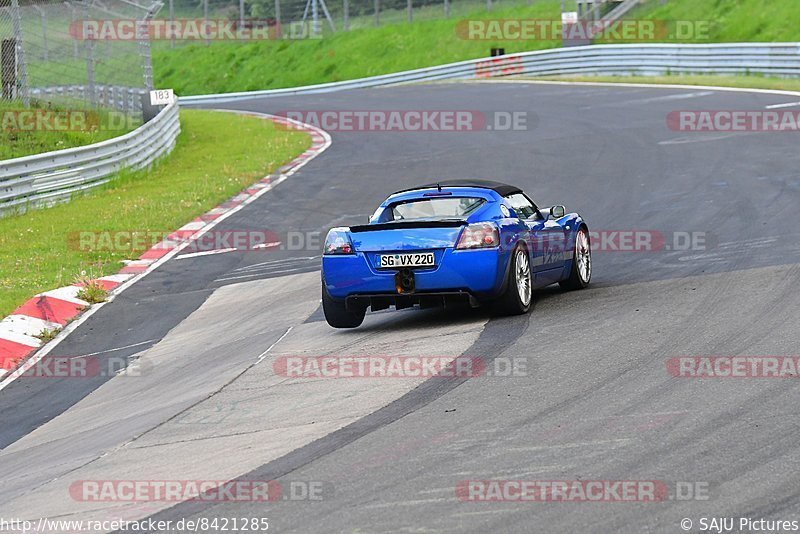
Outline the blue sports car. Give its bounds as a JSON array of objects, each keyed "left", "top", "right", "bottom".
[{"left": 321, "top": 180, "right": 591, "bottom": 328}]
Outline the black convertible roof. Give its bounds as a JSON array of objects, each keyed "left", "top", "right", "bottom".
[{"left": 393, "top": 180, "right": 522, "bottom": 197}]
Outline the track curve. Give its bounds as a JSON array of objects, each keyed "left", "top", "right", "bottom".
[{"left": 1, "top": 80, "right": 799, "bottom": 533}]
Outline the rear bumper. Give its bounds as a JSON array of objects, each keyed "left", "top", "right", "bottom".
[{"left": 323, "top": 247, "right": 508, "bottom": 302}]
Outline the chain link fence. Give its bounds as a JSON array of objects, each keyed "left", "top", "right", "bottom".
[
  {"left": 143, "top": 0, "right": 640, "bottom": 49},
  {"left": 1, "top": 0, "right": 161, "bottom": 122},
  {"left": 1, "top": 0, "right": 631, "bottom": 116},
  {"left": 151, "top": 0, "right": 582, "bottom": 44},
  {"left": 1, "top": 0, "right": 28, "bottom": 104}
]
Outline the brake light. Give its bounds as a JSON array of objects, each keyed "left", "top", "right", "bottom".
[
  {"left": 324, "top": 227, "right": 355, "bottom": 255},
  {"left": 456, "top": 223, "right": 499, "bottom": 249}
]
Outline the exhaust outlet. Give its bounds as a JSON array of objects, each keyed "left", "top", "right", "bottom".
[{"left": 395, "top": 268, "right": 415, "bottom": 294}]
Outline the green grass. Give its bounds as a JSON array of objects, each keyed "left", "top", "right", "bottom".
[
  {"left": 526, "top": 74, "right": 800, "bottom": 92},
  {"left": 627, "top": 0, "right": 800, "bottom": 43},
  {"left": 153, "top": 0, "right": 563, "bottom": 95},
  {"left": 0, "top": 100, "right": 138, "bottom": 160},
  {"left": 0, "top": 109, "right": 310, "bottom": 317},
  {"left": 152, "top": 0, "right": 800, "bottom": 96},
  {"left": 75, "top": 276, "right": 109, "bottom": 304}
]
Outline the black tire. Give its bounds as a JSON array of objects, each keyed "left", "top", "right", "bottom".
[
  {"left": 560, "top": 225, "right": 592, "bottom": 291},
  {"left": 322, "top": 281, "right": 366, "bottom": 328},
  {"left": 492, "top": 244, "right": 533, "bottom": 316}
]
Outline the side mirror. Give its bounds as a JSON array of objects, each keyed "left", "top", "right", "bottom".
[{"left": 550, "top": 205, "right": 565, "bottom": 218}]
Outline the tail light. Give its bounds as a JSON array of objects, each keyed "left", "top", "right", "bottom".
[
  {"left": 324, "top": 227, "right": 355, "bottom": 255},
  {"left": 456, "top": 223, "right": 499, "bottom": 249}
]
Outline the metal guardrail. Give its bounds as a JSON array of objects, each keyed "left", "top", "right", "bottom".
[
  {"left": 29, "top": 86, "right": 148, "bottom": 117},
  {"left": 180, "top": 43, "right": 800, "bottom": 105},
  {"left": 0, "top": 101, "right": 180, "bottom": 216},
  {"left": 2, "top": 42, "right": 798, "bottom": 216}
]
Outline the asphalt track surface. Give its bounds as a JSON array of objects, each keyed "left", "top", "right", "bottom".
[{"left": 1, "top": 80, "right": 799, "bottom": 533}]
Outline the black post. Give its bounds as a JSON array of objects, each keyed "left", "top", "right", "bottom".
[
  {"left": 1, "top": 39, "right": 16, "bottom": 100},
  {"left": 140, "top": 93, "right": 163, "bottom": 123}
]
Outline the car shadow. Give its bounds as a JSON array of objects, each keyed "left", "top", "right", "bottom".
[{"left": 308, "top": 282, "right": 584, "bottom": 334}]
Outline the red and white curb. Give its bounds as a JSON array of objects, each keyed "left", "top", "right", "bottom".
[{"left": 0, "top": 112, "right": 331, "bottom": 384}]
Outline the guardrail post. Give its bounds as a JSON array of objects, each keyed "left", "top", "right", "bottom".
[
  {"left": 84, "top": 3, "right": 96, "bottom": 108},
  {"left": 137, "top": 3, "right": 159, "bottom": 93},
  {"left": 275, "top": 0, "right": 282, "bottom": 38},
  {"left": 1, "top": 39, "right": 15, "bottom": 100},
  {"left": 374, "top": 0, "right": 380, "bottom": 26},
  {"left": 311, "top": 0, "right": 319, "bottom": 36},
  {"left": 203, "top": 0, "right": 209, "bottom": 46},
  {"left": 169, "top": 0, "right": 175, "bottom": 49},
  {"left": 9, "top": 0, "right": 28, "bottom": 106},
  {"left": 32, "top": 6, "right": 48, "bottom": 61},
  {"left": 343, "top": 0, "right": 349, "bottom": 30},
  {"left": 407, "top": 0, "right": 412, "bottom": 23},
  {"left": 141, "top": 93, "right": 162, "bottom": 122},
  {"left": 69, "top": 3, "right": 79, "bottom": 60}
]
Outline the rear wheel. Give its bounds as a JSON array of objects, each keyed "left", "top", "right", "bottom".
[
  {"left": 560, "top": 226, "right": 592, "bottom": 290},
  {"left": 322, "top": 281, "right": 366, "bottom": 328},
  {"left": 493, "top": 244, "right": 533, "bottom": 316}
]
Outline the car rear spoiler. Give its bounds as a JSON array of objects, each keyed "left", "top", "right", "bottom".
[{"left": 349, "top": 220, "right": 468, "bottom": 233}]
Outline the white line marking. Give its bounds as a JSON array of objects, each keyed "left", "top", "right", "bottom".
[
  {"left": 71, "top": 339, "right": 159, "bottom": 359},
  {"left": 214, "top": 265, "right": 319, "bottom": 283},
  {"left": 256, "top": 327, "right": 293, "bottom": 364},
  {"left": 474, "top": 78, "right": 800, "bottom": 100},
  {"left": 364, "top": 498, "right": 452, "bottom": 509},
  {"left": 232, "top": 256, "right": 319, "bottom": 272},
  {"left": 765, "top": 101, "right": 800, "bottom": 109},
  {"left": 0, "top": 113, "right": 332, "bottom": 393},
  {"left": 176, "top": 248, "right": 238, "bottom": 260},
  {"left": 658, "top": 133, "right": 744, "bottom": 145},
  {"left": 583, "top": 90, "right": 715, "bottom": 109},
  {"left": 252, "top": 242, "right": 282, "bottom": 250},
  {"left": 639, "top": 90, "right": 714, "bottom": 102}
]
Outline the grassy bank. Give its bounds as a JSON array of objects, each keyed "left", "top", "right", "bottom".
[
  {"left": 0, "top": 101, "right": 137, "bottom": 160},
  {"left": 152, "top": 0, "right": 800, "bottom": 96},
  {"left": 628, "top": 0, "right": 800, "bottom": 43},
  {"left": 0, "top": 109, "right": 311, "bottom": 317},
  {"left": 153, "top": 0, "right": 562, "bottom": 95}
]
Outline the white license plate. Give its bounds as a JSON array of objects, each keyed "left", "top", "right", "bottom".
[{"left": 379, "top": 252, "right": 435, "bottom": 269}]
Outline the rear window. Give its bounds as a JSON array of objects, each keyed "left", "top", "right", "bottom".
[{"left": 390, "top": 197, "right": 485, "bottom": 221}]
